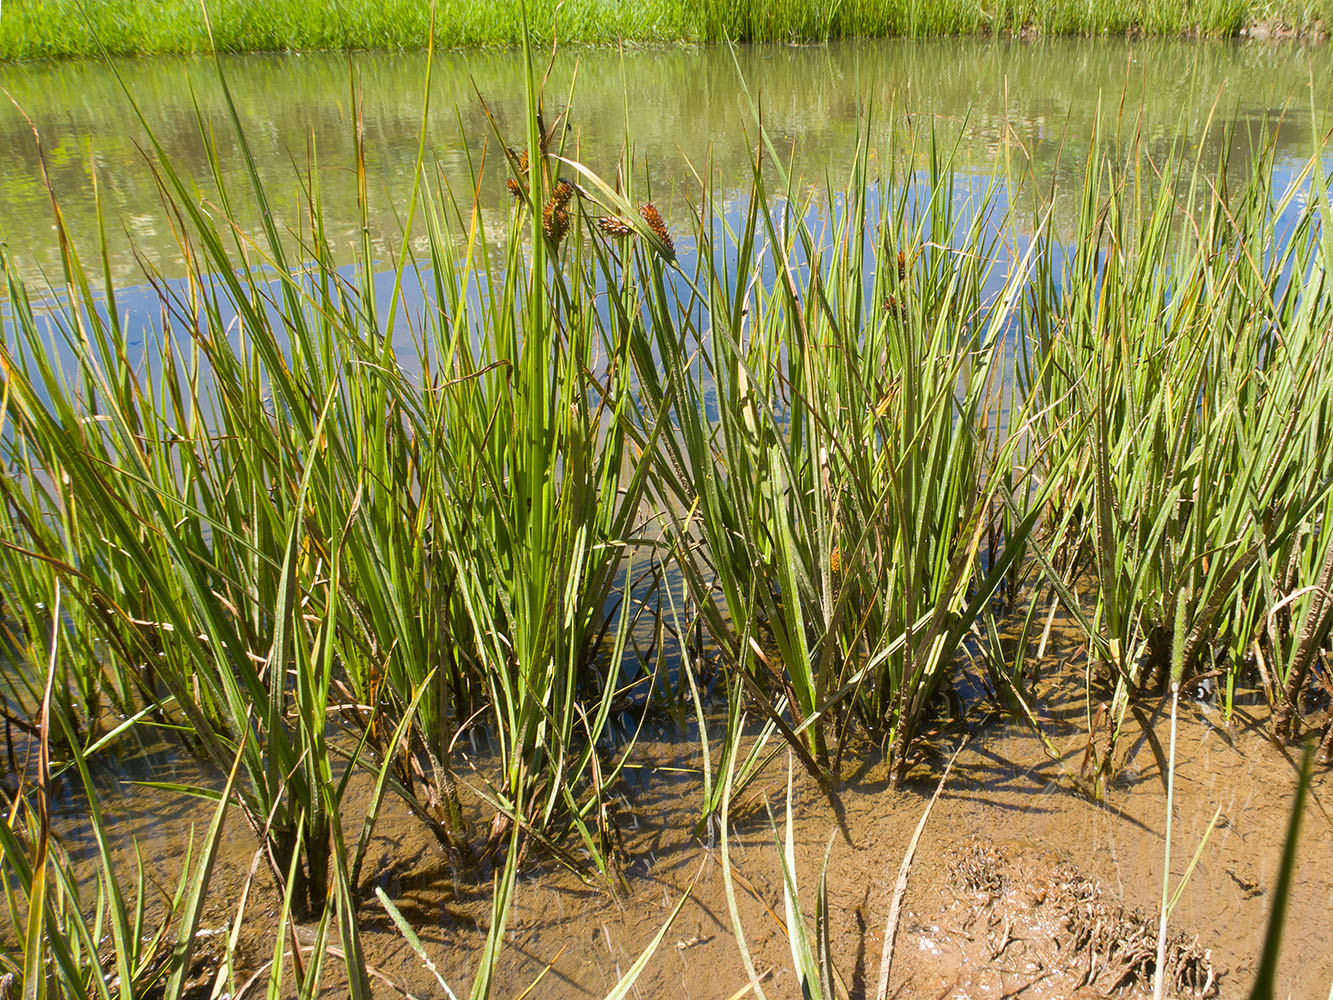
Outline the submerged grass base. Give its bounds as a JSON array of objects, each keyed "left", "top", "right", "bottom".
[{"left": 0, "top": 0, "right": 1329, "bottom": 60}]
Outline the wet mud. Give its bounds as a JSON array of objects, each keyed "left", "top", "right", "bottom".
[
  {"left": 74, "top": 695, "right": 1324, "bottom": 999},
  {"left": 24, "top": 655, "right": 1332, "bottom": 1000}
]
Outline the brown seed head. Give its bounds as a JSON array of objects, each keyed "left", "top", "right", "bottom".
[
  {"left": 830, "top": 546, "right": 841, "bottom": 577},
  {"left": 597, "top": 215, "right": 634, "bottom": 238},
  {"left": 506, "top": 147, "right": 530, "bottom": 172},
  {"left": 552, "top": 179, "right": 575, "bottom": 206},
  {"left": 896, "top": 249, "right": 907, "bottom": 282},
  {"left": 506, "top": 147, "right": 530, "bottom": 199},
  {"left": 638, "top": 203, "right": 675, "bottom": 259},
  {"left": 542, "top": 199, "right": 570, "bottom": 245}
]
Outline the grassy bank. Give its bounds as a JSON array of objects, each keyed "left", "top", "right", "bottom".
[
  {"left": 1, "top": 33, "right": 1332, "bottom": 999},
  {"left": 1, "top": 0, "right": 1330, "bottom": 60}
]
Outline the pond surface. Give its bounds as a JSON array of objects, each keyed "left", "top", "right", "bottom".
[{"left": 2, "top": 38, "right": 1332, "bottom": 289}]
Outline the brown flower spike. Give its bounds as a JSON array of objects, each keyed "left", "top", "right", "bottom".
[
  {"left": 883, "top": 294, "right": 908, "bottom": 323},
  {"left": 597, "top": 215, "right": 634, "bottom": 238},
  {"left": 505, "top": 148, "right": 531, "bottom": 199},
  {"left": 552, "top": 179, "right": 575, "bottom": 206},
  {"left": 638, "top": 203, "right": 675, "bottom": 260},
  {"left": 542, "top": 199, "right": 570, "bottom": 246}
]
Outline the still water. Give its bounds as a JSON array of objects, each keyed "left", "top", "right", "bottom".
[{"left": 2, "top": 37, "right": 1331, "bottom": 292}]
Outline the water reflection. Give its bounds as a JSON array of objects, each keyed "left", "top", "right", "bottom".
[{"left": 2, "top": 37, "right": 1331, "bottom": 289}]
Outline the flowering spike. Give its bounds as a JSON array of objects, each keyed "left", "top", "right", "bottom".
[{"left": 638, "top": 203, "right": 675, "bottom": 261}]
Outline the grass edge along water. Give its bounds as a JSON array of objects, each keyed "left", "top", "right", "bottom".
[{"left": 2, "top": 0, "right": 1333, "bottom": 60}]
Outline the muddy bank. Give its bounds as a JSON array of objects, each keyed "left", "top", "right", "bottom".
[{"left": 112, "top": 690, "right": 1327, "bottom": 999}]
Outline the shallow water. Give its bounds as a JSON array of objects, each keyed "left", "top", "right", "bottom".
[
  {"left": 323, "top": 619, "right": 1330, "bottom": 999},
  {"left": 45, "top": 666, "right": 1333, "bottom": 998},
  {"left": 2, "top": 38, "right": 1332, "bottom": 288}
]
